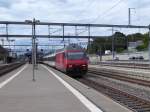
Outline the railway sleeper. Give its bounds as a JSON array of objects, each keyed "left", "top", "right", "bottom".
[
  {"left": 111, "top": 99, "right": 150, "bottom": 112},
  {"left": 90, "top": 70, "right": 150, "bottom": 87},
  {"left": 116, "top": 99, "right": 137, "bottom": 105},
  {"left": 110, "top": 95, "right": 130, "bottom": 100},
  {"left": 133, "top": 105, "right": 150, "bottom": 110},
  {"left": 0, "top": 63, "right": 23, "bottom": 77},
  {"left": 136, "top": 108, "right": 150, "bottom": 112},
  {"left": 125, "top": 102, "right": 149, "bottom": 108},
  {"left": 131, "top": 103, "right": 150, "bottom": 107},
  {"left": 116, "top": 98, "right": 137, "bottom": 103}
]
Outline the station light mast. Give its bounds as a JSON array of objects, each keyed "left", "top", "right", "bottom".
[{"left": 25, "top": 18, "right": 40, "bottom": 81}]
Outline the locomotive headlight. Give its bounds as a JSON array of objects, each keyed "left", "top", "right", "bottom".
[
  {"left": 82, "top": 64, "right": 87, "bottom": 67},
  {"left": 68, "top": 64, "right": 73, "bottom": 68}
]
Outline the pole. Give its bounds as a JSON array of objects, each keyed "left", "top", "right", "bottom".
[
  {"left": 34, "top": 19, "right": 36, "bottom": 67},
  {"left": 8, "top": 40, "right": 10, "bottom": 50},
  {"left": 148, "top": 25, "right": 150, "bottom": 67},
  {"left": 112, "top": 27, "right": 115, "bottom": 60},
  {"left": 48, "top": 25, "right": 51, "bottom": 39},
  {"left": 126, "top": 33, "right": 129, "bottom": 56},
  {"left": 1, "top": 39, "right": 5, "bottom": 63},
  {"left": 75, "top": 26, "right": 78, "bottom": 36},
  {"left": 128, "top": 8, "right": 132, "bottom": 56},
  {"left": 62, "top": 25, "right": 65, "bottom": 47},
  {"left": 32, "top": 18, "right": 36, "bottom": 81},
  {"left": 32, "top": 26, "right": 35, "bottom": 81},
  {"left": 14, "top": 40, "right": 15, "bottom": 51},
  {"left": 35, "top": 42, "right": 38, "bottom": 69},
  {"left": 6, "top": 24, "right": 8, "bottom": 40},
  {"left": 128, "top": 8, "right": 131, "bottom": 25},
  {"left": 99, "top": 46, "right": 102, "bottom": 62},
  {"left": 48, "top": 25, "right": 51, "bottom": 51},
  {"left": 128, "top": 8, "right": 135, "bottom": 25},
  {"left": 75, "top": 26, "right": 78, "bottom": 45},
  {"left": 88, "top": 26, "right": 90, "bottom": 54}
]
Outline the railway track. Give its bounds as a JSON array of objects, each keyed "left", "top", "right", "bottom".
[
  {"left": 0, "top": 62, "right": 25, "bottom": 76},
  {"left": 78, "top": 77, "right": 150, "bottom": 112},
  {"left": 92, "top": 62, "right": 150, "bottom": 70},
  {"left": 88, "top": 68, "right": 150, "bottom": 87}
]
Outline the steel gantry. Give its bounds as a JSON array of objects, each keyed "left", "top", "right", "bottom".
[
  {"left": 0, "top": 21, "right": 149, "bottom": 38},
  {"left": 0, "top": 19, "right": 150, "bottom": 81}
]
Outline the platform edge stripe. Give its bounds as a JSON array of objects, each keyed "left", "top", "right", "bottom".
[
  {"left": 0, "top": 64, "right": 28, "bottom": 89},
  {"left": 42, "top": 65, "right": 103, "bottom": 112}
]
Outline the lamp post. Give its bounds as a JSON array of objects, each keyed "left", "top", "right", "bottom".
[
  {"left": 148, "top": 25, "right": 150, "bottom": 67},
  {"left": 128, "top": 8, "right": 135, "bottom": 56},
  {"left": 25, "top": 18, "right": 40, "bottom": 81},
  {"left": 112, "top": 28, "right": 115, "bottom": 60},
  {"left": 88, "top": 26, "right": 91, "bottom": 54},
  {"left": 107, "top": 28, "right": 119, "bottom": 60},
  {"left": 128, "top": 8, "right": 135, "bottom": 25},
  {"left": 1, "top": 39, "right": 5, "bottom": 63}
]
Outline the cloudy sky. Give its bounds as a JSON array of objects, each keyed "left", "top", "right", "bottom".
[
  {"left": 0, "top": 0, "right": 149, "bottom": 24},
  {"left": 0, "top": 0, "right": 150, "bottom": 50}
]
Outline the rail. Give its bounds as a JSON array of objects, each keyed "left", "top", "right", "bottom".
[
  {"left": 90, "top": 62, "right": 150, "bottom": 70},
  {"left": 78, "top": 77, "right": 150, "bottom": 112},
  {"left": 88, "top": 68, "right": 150, "bottom": 87},
  {"left": 0, "top": 62, "right": 25, "bottom": 76}
]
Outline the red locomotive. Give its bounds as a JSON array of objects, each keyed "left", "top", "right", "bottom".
[{"left": 44, "top": 44, "right": 88, "bottom": 77}]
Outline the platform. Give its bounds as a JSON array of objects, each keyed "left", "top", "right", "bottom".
[{"left": 0, "top": 64, "right": 131, "bottom": 112}]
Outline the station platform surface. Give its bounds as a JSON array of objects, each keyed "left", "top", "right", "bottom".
[{"left": 0, "top": 64, "right": 132, "bottom": 112}]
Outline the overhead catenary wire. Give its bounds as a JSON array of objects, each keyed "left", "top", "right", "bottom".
[
  {"left": 79, "top": 0, "right": 96, "bottom": 16},
  {"left": 90, "top": 0, "right": 125, "bottom": 23},
  {"left": 69, "top": 0, "right": 97, "bottom": 23}
]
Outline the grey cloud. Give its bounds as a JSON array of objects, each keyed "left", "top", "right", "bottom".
[
  {"left": 0, "top": 0, "right": 11, "bottom": 8},
  {"left": 57, "top": 0, "right": 68, "bottom": 3},
  {"left": 0, "top": 0, "right": 19, "bottom": 8}
]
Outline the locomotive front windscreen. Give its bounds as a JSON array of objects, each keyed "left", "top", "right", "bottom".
[{"left": 67, "top": 52, "right": 86, "bottom": 60}]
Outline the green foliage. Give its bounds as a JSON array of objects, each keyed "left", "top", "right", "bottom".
[
  {"left": 136, "top": 33, "right": 149, "bottom": 51},
  {"left": 87, "top": 32, "right": 149, "bottom": 54},
  {"left": 136, "top": 45, "right": 146, "bottom": 51},
  {"left": 127, "top": 33, "right": 143, "bottom": 41},
  {"left": 116, "top": 48, "right": 124, "bottom": 53}
]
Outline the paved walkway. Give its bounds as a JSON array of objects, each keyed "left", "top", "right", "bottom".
[{"left": 0, "top": 64, "right": 90, "bottom": 112}]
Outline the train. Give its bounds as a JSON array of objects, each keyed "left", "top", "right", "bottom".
[{"left": 43, "top": 44, "right": 88, "bottom": 77}]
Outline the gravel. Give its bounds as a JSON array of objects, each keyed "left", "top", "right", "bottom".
[{"left": 86, "top": 74, "right": 150, "bottom": 102}]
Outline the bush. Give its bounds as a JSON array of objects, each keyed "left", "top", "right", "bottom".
[
  {"left": 116, "top": 48, "right": 124, "bottom": 53},
  {"left": 136, "top": 45, "right": 147, "bottom": 51}
]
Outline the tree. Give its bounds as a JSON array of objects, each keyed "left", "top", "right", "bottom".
[{"left": 87, "top": 32, "right": 148, "bottom": 54}]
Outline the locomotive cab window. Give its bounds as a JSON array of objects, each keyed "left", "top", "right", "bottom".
[{"left": 67, "top": 52, "right": 86, "bottom": 60}]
